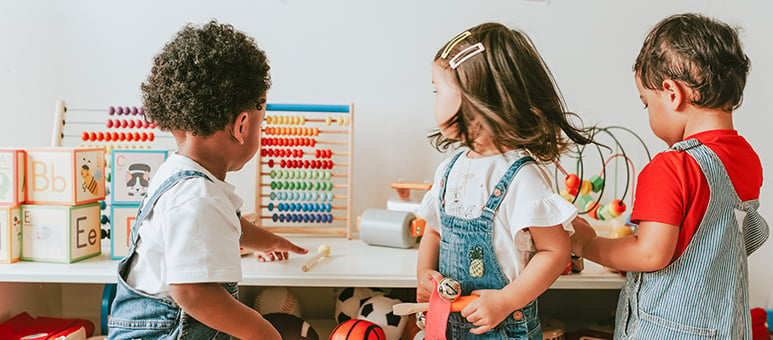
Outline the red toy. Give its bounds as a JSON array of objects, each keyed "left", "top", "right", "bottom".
[
  {"left": 751, "top": 308, "right": 771, "bottom": 340},
  {"left": 0, "top": 312, "right": 94, "bottom": 340},
  {"left": 330, "top": 319, "right": 386, "bottom": 340}
]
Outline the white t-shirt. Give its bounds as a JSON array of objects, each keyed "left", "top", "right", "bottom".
[
  {"left": 416, "top": 149, "right": 576, "bottom": 281},
  {"left": 126, "top": 154, "right": 244, "bottom": 297}
]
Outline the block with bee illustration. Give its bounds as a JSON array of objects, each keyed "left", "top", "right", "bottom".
[
  {"left": 21, "top": 203, "right": 101, "bottom": 263},
  {"left": 110, "top": 149, "right": 168, "bottom": 205},
  {"left": 0, "top": 149, "right": 26, "bottom": 206},
  {"left": 0, "top": 205, "right": 22, "bottom": 263},
  {"left": 25, "top": 147, "right": 106, "bottom": 205}
]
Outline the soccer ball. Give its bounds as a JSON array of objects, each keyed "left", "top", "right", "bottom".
[
  {"left": 335, "top": 287, "right": 385, "bottom": 323},
  {"left": 358, "top": 295, "right": 407, "bottom": 340}
]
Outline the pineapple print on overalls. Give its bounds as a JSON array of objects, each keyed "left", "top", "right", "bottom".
[{"left": 437, "top": 152, "right": 542, "bottom": 340}]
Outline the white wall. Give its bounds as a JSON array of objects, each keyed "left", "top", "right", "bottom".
[{"left": 1, "top": 0, "right": 771, "bottom": 308}]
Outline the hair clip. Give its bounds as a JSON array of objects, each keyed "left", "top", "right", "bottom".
[
  {"left": 441, "top": 31, "right": 472, "bottom": 59},
  {"left": 449, "top": 43, "right": 485, "bottom": 69}
]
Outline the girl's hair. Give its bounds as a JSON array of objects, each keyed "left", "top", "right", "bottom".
[
  {"left": 430, "top": 22, "right": 594, "bottom": 162},
  {"left": 634, "top": 13, "right": 749, "bottom": 112},
  {"left": 141, "top": 20, "right": 272, "bottom": 136}
]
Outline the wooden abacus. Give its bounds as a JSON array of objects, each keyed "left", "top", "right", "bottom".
[
  {"left": 245, "top": 103, "right": 354, "bottom": 239},
  {"left": 51, "top": 100, "right": 175, "bottom": 151}
]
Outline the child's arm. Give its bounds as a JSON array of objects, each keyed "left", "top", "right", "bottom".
[
  {"left": 572, "top": 217, "right": 678, "bottom": 272},
  {"left": 416, "top": 226, "right": 444, "bottom": 303},
  {"left": 239, "top": 217, "right": 308, "bottom": 261},
  {"left": 461, "top": 224, "right": 569, "bottom": 335},
  {"left": 170, "top": 282, "right": 280, "bottom": 340}
]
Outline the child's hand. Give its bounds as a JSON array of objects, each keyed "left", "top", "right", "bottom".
[
  {"left": 255, "top": 234, "right": 308, "bottom": 262},
  {"left": 461, "top": 289, "right": 513, "bottom": 334},
  {"left": 570, "top": 216, "right": 596, "bottom": 257},
  {"left": 416, "top": 269, "right": 444, "bottom": 303}
]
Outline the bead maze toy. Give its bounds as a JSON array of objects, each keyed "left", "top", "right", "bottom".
[
  {"left": 244, "top": 103, "right": 355, "bottom": 239},
  {"left": 552, "top": 126, "right": 652, "bottom": 235}
]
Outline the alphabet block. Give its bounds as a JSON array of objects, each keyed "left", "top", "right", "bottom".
[
  {"left": 21, "top": 203, "right": 101, "bottom": 263},
  {"left": 0, "top": 206, "right": 21, "bottom": 263},
  {"left": 0, "top": 149, "right": 26, "bottom": 206},
  {"left": 26, "top": 148, "right": 106, "bottom": 205},
  {"left": 110, "top": 204, "right": 139, "bottom": 260},
  {"left": 111, "top": 149, "right": 168, "bottom": 205}
]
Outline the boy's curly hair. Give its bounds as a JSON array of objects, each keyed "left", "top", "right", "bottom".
[
  {"left": 634, "top": 13, "right": 749, "bottom": 112},
  {"left": 141, "top": 20, "right": 271, "bottom": 136}
]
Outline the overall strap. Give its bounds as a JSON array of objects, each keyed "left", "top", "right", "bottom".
[
  {"left": 672, "top": 138, "right": 769, "bottom": 255},
  {"left": 438, "top": 151, "right": 465, "bottom": 208},
  {"left": 129, "top": 170, "right": 212, "bottom": 246},
  {"left": 480, "top": 156, "right": 535, "bottom": 220}
]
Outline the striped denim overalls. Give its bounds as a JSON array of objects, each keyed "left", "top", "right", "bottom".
[
  {"left": 108, "top": 171, "right": 238, "bottom": 340},
  {"left": 614, "top": 139, "right": 769, "bottom": 339},
  {"left": 438, "top": 152, "right": 542, "bottom": 340}
]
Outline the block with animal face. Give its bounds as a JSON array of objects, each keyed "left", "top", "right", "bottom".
[
  {"left": 110, "top": 149, "right": 168, "bottom": 204},
  {"left": 0, "top": 149, "right": 26, "bottom": 206},
  {"left": 25, "top": 148, "right": 106, "bottom": 205},
  {"left": 0, "top": 205, "right": 22, "bottom": 263},
  {"left": 21, "top": 203, "right": 101, "bottom": 263}
]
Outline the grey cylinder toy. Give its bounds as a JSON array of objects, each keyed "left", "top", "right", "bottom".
[{"left": 359, "top": 208, "right": 418, "bottom": 248}]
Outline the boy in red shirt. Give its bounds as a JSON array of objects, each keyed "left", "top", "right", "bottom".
[{"left": 571, "top": 13, "right": 768, "bottom": 338}]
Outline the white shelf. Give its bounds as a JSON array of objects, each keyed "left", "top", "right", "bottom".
[{"left": 0, "top": 236, "right": 623, "bottom": 289}]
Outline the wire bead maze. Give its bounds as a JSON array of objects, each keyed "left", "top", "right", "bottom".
[
  {"left": 552, "top": 126, "right": 652, "bottom": 236},
  {"left": 242, "top": 103, "right": 355, "bottom": 239}
]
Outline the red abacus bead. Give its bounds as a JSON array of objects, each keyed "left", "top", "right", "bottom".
[
  {"left": 106, "top": 120, "right": 114, "bottom": 128},
  {"left": 97, "top": 132, "right": 105, "bottom": 141},
  {"left": 315, "top": 149, "right": 321, "bottom": 158},
  {"left": 326, "top": 160, "right": 333, "bottom": 169},
  {"left": 260, "top": 149, "right": 267, "bottom": 157},
  {"left": 142, "top": 121, "right": 150, "bottom": 128},
  {"left": 88, "top": 132, "right": 96, "bottom": 141},
  {"left": 280, "top": 159, "right": 287, "bottom": 168},
  {"left": 565, "top": 174, "right": 580, "bottom": 190},
  {"left": 81, "top": 132, "right": 89, "bottom": 141},
  {"left": 302, "top": 160, "right": 309, "bottom": 168},
  {"left": 267, "top": 159, "right": 274, "bottom": 168},
  {"left": 326, "top": 149, "right": 332, "bottom": 158},
  {"left": 125, "top": 133, "right": 134, "bottom": 142},
  {"left": 310, "top": 139, "right": 316, "bottom": 147},
  {"left": 128, "top": 120, "right": 135, "bottom": 129},
  {"left": 609, "top": 199, "right": 627, "bottom": 215},
  {"left": 119, "top": 132, "right": 126, "bottom": 141},
  {"left": 104, "top": 133, "right": 112, "bottom": 142},
  {"left": 148, "top": 133, "right": 155, "bottom": 141},
  {"left": 120, "top": 120, "right": 127, "bottom": 128},
  {"left": 133, "top": 132, "right": 141, "bottom": 141},
  {"left": 140, "top": 132, "right": 148, "bottom": 141},
  {"left": 111, "top": 132, "right": 119, "bottom": 141}
]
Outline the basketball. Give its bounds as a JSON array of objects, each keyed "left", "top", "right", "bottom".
[
  {"left": 330, "top": 319, "right": 386, "bottom": 340},
  {"left": 263, "top": 313, "right": 318, "bottom": 340}
]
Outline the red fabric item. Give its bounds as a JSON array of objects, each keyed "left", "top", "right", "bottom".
[
  {"left": 425, "top": 279, "right": 451, "bottom": 340},
  {"left": 630, "top": 130, "right": 762, "bottom": 262},
  {"left": 751, "top": 308, "right": 771, "bottom": 340},
  {"left": 0, "top": 312, "right": 95, "bottom": 340}
]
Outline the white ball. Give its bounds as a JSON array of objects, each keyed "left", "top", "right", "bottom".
[
  {"left": 358, "top": 295, "right": 407, "bottom": 340},
  {"left": 413, "top": 330, "right": 424, "bottom": 340},
  {"left": 334, "top": 287, "right": 385, "bottom": 323},
  {"left": 254, "top": 287, "right": 302, "bottom": 317}
]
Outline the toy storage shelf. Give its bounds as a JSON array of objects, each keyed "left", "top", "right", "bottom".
[{"left": 0, "top": 236, "right": 623, "bottom": 289}]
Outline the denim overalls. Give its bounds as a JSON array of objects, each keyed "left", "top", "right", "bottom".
[
  {"left": 615, "top": 139, "right": 769, "bottom": 339},
  {"left": 437, "top": 152, "right": 542, "bottom": 340},
  {"left": 108, "top": 171, "right": 238, "bottom": 340}
]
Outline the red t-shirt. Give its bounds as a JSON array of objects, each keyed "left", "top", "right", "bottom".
[{"left": 630, "top": 130, "right": 763, "bottom": 262}]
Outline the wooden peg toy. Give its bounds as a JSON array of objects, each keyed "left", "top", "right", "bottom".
[{"left": 301, "top": 244, "right": 330, "bottom": 272}]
